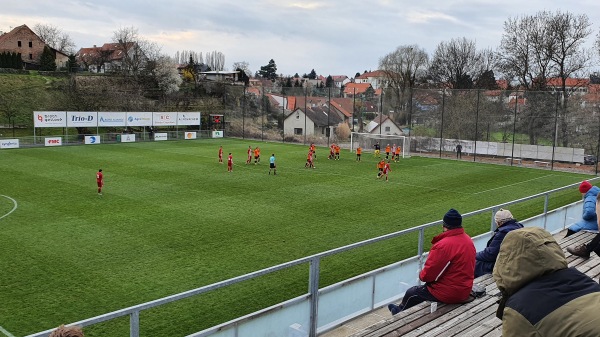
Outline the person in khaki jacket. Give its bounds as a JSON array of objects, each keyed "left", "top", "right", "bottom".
[{"left": 493, "top": 227, "right": 600, "bottom": 337}]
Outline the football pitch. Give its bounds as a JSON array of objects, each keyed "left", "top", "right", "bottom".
[{"left": 0, "top": 138, "right": 591, "bottom": 336}]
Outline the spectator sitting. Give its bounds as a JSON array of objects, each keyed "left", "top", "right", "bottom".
[
  {"left": 564, "top": 180, "right": 600, "bottom": 237},
  {"left": 387, "top": 209, "right": 475, "bottom": 315},
  {"left": 567, "top": 193, "right": 600, "bottom": 259},
  {"left": 49, "top": 324, "right": 84, "bottom": 337},
  {"left": 493, "top": 227, "right": 600, "bottom": 336},
  {"left": 474, "top": 209, "right": 523, "bottom": 278}
]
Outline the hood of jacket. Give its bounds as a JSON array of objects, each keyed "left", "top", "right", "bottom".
[
  {"left": 585, "top": 185, "right": 600, "bottom": 198},
  {"left": 493, "top": 227, "right": 567, "bottom": 297}
]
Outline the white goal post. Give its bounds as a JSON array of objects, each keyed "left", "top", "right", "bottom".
[{"left": 350, "top": 132, "right": 410, "bottom": 158}]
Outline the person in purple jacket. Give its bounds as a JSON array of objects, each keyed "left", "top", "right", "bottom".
[{"left": 474, "top": 209, "right": 523, "bottom": 278}]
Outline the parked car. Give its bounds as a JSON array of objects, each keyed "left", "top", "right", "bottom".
[{"left": 584, "top": 155, "right": 597, "bottom": 165}]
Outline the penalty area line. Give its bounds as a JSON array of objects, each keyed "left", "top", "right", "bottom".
[
  {"left": 0, "top": 325, "right": 15, "bottom": 337},
  {"left": 0, "top": 195, "right": 17, "bottom": 221}
]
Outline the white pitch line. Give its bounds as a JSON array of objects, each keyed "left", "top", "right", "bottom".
[
  {"left": 473, "top": 175, "right": 556, "bottom": 195},
  {"left": 0, "top": 325, "right": 16, "bottom": 337},
  {"left": 0, "top": 195, "right": 17, "bottom": 221}
]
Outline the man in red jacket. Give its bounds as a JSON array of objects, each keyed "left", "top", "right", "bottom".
[{"left": 388, "top": 208, "right": 476, "bottom": 315}]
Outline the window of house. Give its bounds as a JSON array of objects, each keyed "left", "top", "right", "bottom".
[
  {"left": 29, "top": 54, "right": 33, "bottom": 60},
  {"left": 296, "top": 113, "right": 300, "bottom": 120},
  {"left": 29, "top": 41, "right": 32, "bottom": 48},
  {"left": 385, "top": 126, "right": 391, "bottom": 132},
  {"left": 294, "top": 128, "right": 303, "bottom": 135},
  {"left": 17, "top": 41, "right": 21, "bottom": 47}
]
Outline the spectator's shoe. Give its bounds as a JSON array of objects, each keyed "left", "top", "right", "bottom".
[
  {"left": 387, "top": 303, "right": 402, "bottom": 315},
  {"left": 567, "top": 244, "right": 590, "bottom": 259}
]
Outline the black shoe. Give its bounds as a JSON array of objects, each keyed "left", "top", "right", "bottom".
[
  {"left": 387, "top": 303, "right": 402, "bottom": 315},
  {"left": 567, "top": 244, "right": 590, "bottom": 259}
]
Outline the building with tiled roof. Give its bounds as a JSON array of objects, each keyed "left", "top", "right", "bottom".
[
  {"left": 284, "top": 106, "right": 344, "bottom": 137},
  {"left": 355, "top": 70, "right": 388, "bottom": 89},
  {"left": 343, "top": 83, "right": 373, "bottom": 97},
  {"left": 0, "top": 24, "right": 68, "bottom": 70},
  {"left": 75, "top": 42, "right": 136, "bottom": 73}
]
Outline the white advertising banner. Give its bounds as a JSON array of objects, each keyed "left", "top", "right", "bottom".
[
  {"left": 0, "top": 139, "right": 19, "bottom": 149},
  {"left": 127, "top": 112, "right": 153, "bottom": 127},
  {"left": 154, "top": 133, "right": 168, "bottom": 141},
  {"left": 185, "top": 132, "right": 197, "bottom": 139},
  {"left": 212, "top": 130, "right": 224, "bottom": 138},
  {"left": 98, "top": 112, "right": 127, "bottom": 127},
  {"left": 45, "top": 137, "right": 62, "bottom": 146},
  {"left": 85, "top": 135, "right": 101, "bottom": 144},
  {"left": 34, "top": 111, "right": 66, "bottom": 127},
  {"left": 177, "top": 112, "right": 201, "bottom": 126},
  {"left": 67, "top": 111, "right": 97, "bottom": 127},
  {"left": 120, "top": 134, "right": 136, "bottom": 143},
  {"left": 153, "top": 112, "right": 177, "bottom": 126}
]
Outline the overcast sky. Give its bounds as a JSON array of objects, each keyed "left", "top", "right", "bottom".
[{"left": 3, "top": 1, "right": 600, "bottom": 78}]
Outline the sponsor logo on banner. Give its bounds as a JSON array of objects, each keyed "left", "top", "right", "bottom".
[
  {"left": 98, "top": 112, "right": 126, "bottom": 127},
  {"left": 212, "top": 130, "right": 223, "bottom": 138},
  {"left": 127, "top": 112, "right": 153, "bottom": 126},
  {"left": 154, "top": 133, "right": 168, "bottom": 141},
  {"left": 45, "top": 137, "right": 62, "bottom": 146},
  {"left": 67, "top": 112, "right": 97, "bottom": 127},
  {"left": 185, "top": 132, "right": 197, "bottom": 139},
  {"left": 34, "top": 111, "right": 66, "bottom": 127},
  {"left": 121, "top": 134, "right": 136, "bottom": 143},
  {"left": 177, "top": 112, "right": 201, "bottom": 126},
  {"left": 153, "top": 112, "right": 177, "bottom": 126},
  {"left": 0, "top": 139, "right": 19, "bottom": 149},
  {"left": 85, "top": 135, "right": 101, "bottom": 144}
]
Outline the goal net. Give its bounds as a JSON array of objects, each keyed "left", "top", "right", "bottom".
[{"left": 350, "top": 132, "right": 410, "bottom": 158}]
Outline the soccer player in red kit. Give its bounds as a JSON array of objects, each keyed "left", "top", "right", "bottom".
[
  {"left": 218, "top": 146, "right": 223, "bottom": 163},
  {"left": 382, "top": 161, "right": 391, "bottom": 182},
  {"left": 227, "top": 153, "right": 233, "bottom": 172},
  {"left": 246, "top": 146, "right": 252, "bottom": 164},
  {"left": 96, "top": 169, "right": 104, "bottom": 195}
]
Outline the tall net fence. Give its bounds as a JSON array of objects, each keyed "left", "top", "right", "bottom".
[
  {"left": 216, "top": 85, "right": 600, "bottom": 174},
  {"left": 3, "top": 80, "right": 599, "bottom": 174}
]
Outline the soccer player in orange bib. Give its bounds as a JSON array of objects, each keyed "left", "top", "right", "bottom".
[
  {"left": 394, "top": 145, "right": 402, "bottom": 162},
  {"left": 377, "top": 159, "right": 385, "bottom": 178},
  {"left": 356, "top": 146, "right": 362, "bottom": 161},
  {"left": 254, "top": 147, "right": 260, "bottom": 164}
]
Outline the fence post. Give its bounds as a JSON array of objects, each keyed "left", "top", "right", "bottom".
[
  {"left": 130, "top": 311, "right": 139, "bottom": 337},
  {"left": 308, "top": 257, "right": 320, "bottom": 337},
  {"left": 543, "top": 194, "right": 550, "bottom": 230}
]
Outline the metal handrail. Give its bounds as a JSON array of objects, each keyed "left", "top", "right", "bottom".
[{"left": 25, "top": 178, "right": 597, "bottom": 337}]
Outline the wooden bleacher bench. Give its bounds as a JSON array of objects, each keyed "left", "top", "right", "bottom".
[
  {"left": 533, "top": 160, "right": 550, "bottom": 167},
  {"left": 504, "top": 157, "right": 522, "bottom": 165},
  {"left": 344, "top": 230, "right": 600, "bottom": 337}
]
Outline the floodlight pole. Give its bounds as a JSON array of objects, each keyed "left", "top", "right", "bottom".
[
  {"left": 439, "top": 91, "right": 445, "bottom": 158},
  {"left": 551, "top": 92, "right": 559, "bottom": 171},
  {"left": 510, "top": 90, "right": 518, "bottom": 165},
  {"left": 474, "top": 89, "right": 480, "bottom": 162}
]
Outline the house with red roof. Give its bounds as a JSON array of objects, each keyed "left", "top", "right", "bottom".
[
  {"left": 0, "top": 24, "right": 69, "bottom": 70},
  {"left": 75, "top": 42, "right": 136, "bottom": 73},
  {"left": 355, "top": 70, "right": 388, "bottom": 89}
]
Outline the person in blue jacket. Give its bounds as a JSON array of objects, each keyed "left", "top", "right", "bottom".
[
  {"left": 565, "top": 180, "right": 600, "bottom": 237},
  {"left": 474, "top": 209, "right": 523, "bottom": 278}
]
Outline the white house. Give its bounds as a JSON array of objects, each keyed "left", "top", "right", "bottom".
[
  {"left": 366, "top": 115, "right": 403, "bottom": 135},
  {"left": 284, "top": 106, "right": 343, "bottom": 137}
]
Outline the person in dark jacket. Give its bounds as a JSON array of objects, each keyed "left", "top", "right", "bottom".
[
  {"left": 388, "top": 209, "right": 476, "bottom": 315},
  {"left": 493, "top": 227, "right": 600, "bottom": 336},
  {"left": 565, "top": 180, "right": 600, "bottom": 237},
  {"left": 474, "top": 209, "right": 523, "bottom": 278}
]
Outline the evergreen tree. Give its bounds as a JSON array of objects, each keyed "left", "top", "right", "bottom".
[
  {"left": 259, "top": 59, "right": 277, "bottom": 81},
  {"left": 66, "top": 54, "right": 78, "bottom": 72},
  {"left": 308, "top": 69, "right": 317, "bottom": 79},
  {"left": 0, "top": 52, "right": 6, "bottom": 68},
  {"left": 236, "top": 67, "right": 250, "bottom": 86},
  {"left": 39, "top": 46, "right": 57, "bottom": 71},
  {"left": 325, "top": 75, "right": 334, "bottom": 88}
]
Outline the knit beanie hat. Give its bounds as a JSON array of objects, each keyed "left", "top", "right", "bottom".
[
  {"left": 443, "top": 208, "right": 462, "bottom": 228},
  {"left": 579, "top": 180, "right": 592, "bottom": 194},
  {"left": 494, "top": 209, "right": 513, "bottom": 226}
]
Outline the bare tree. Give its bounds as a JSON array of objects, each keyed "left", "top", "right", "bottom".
[
  {"left": 33, "top": 23, "right": 76, "bottom": 54},
  {"left": 499, "top": 11, "right": 592, "bottom": 146},
  {"left": 379, "top": 44, "right": 429, "bottom": 123},
  {"left": 429, "top": 37, "right": 485, "bottom": 90},
  {"left": 205, "top": 50, "right": 225, "bottom": 71},
  {"left": 112, "top": 26, "right": 161, "bottom": 76},
  {"left": 232, "top": 61, "right": 252, "bottom": 77}
]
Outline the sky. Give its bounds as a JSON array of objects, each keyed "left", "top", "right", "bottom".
[{"left": 3, "top": 0, "right": 600, "bottom": 78}]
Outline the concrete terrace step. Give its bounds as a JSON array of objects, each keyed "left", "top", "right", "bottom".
[{"left": 320, "top": 230, "right": 600, "bottom": 337}]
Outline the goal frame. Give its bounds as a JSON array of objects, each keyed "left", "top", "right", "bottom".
[{"left": 350, "top": 132, "right": 410, "bottom": 158}]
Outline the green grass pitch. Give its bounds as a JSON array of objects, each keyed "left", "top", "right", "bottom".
[{"left": 0, "top": 138, "right": 590, "bottom": 336}]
